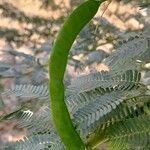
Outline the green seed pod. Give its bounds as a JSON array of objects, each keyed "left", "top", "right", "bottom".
[{"left": 49, "top": 0, "right": 105, "bottom": 149}]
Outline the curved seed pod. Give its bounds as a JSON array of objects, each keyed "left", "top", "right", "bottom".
[{"left": 49, "top": 0, "right": 105, "bottom": 149}]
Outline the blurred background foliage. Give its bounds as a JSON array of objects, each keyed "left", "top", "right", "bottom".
[{"left": 0, "top": 0, "right": 149, "bottom": 149}]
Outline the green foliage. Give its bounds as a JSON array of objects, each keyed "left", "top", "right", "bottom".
[{"left": 0, "top": 0, "right": 150, "bottom": 150}]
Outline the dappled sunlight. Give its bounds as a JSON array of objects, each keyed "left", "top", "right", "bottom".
[{"left": 0, "top": 0, "right": 149, "bottom": 149}]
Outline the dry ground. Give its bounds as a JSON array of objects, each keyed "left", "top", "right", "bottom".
[{"left": 0, "top": 0, "right": 149, "bottom": 149}]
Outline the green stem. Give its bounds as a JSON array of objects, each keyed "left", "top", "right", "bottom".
[{"left": 49, "top": 0, "right": 105, "bottom": 149}]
